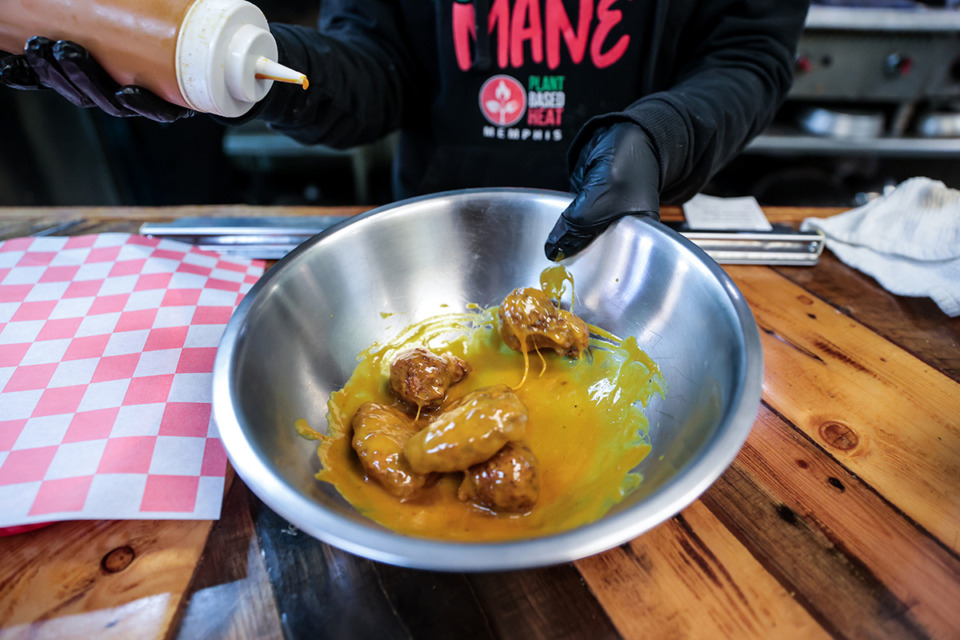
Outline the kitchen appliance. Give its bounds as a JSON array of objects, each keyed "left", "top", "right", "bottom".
[
  {"left": 725, "top": 1, "right": 960, "bottom": 206},
  {"left": 754, "top": 1, "right": 960, "bottom": 148}
]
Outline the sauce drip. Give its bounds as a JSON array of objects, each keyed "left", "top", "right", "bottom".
[
  {"left": 254, "top": 73, "right": 309, "bottom": 89},
  {"left": 498, "top": 286, "right": 589, "bottom": 388},
  {"left": 539, "top": 264, "right": 575, "bottom": 306}
]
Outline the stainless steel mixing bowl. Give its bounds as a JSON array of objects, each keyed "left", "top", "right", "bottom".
[{"left": 213, "top": 188, "right": 763, "bottom": 571}]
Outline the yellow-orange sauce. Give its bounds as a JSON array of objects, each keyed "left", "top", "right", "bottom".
[
  {"left": 255, "top": 73, "right": 309, "bottom": 89},
  {"left": 301, "top": 273, "right": 665, "bottom": 542}
]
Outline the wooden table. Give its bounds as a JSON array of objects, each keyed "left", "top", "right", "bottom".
[{"left": 1, "top": 204, "right": 958, "bottom": 640}]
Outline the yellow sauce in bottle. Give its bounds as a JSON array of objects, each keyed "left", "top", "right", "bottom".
[{"left": 302, "top": 274, "right": 665, "bottom": 542}]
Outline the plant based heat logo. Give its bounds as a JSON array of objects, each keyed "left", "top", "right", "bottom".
[{"left": 479, "top": 74, "right": 526, "bottom": 127}]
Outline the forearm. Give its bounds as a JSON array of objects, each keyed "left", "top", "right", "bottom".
[
  {"left": 570, "top": 0, "right": 809, "bottom": 204},
  {"left": 252, "top": 3, "right": 419, "bottom": 148}
]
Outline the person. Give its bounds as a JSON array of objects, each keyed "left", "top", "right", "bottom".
[{"left": 0, "top": 0, "right": 810, "bottom": 259}]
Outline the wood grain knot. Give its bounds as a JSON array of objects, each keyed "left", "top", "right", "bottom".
[
  {"left": 819, "top": 422, "right": 859, "bottom": 451},
  {"left": 101, "top": 546, "right": 135, "bottom": 573},
  {"left": 776, "top": 504, "right": 798, "bottom": 525}
]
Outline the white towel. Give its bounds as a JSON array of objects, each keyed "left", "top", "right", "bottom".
[{"left": 800, "top": 177, "right": 960, "bottom": 317}]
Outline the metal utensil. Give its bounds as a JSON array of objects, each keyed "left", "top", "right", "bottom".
[
  {"left": 142, "top": 215, "right": 824, "bottom": 265},
  {"left": 212, "top": 188, "right": 763, "bottom": 571},
  {"left": 140, "top": 216, "right": 351, "bottom": 259}
]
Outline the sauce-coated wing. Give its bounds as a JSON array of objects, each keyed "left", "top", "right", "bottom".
[
  {"left": 389, "top": 347, "right": 470, "bottom": 409},
  {"left": 498, "top": 287, "right": 589, "bottom": 358},
  {"left": 458, "top": 441, "right": 540, "bottom": 513},
  {"left": 404, "top": 384, "right": 527, "bottom": 473},
  {"left": 352, "top": 402, "right": 431, "bottom": 500}
]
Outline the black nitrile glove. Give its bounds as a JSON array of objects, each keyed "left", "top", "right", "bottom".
[
  {"left": 0, "top": 37, "right": 193, "bottom": 123},
  {"left": 0, "top": 52, "right": 39, "bottom": 89},
  {"left": 545, "top": 122, "right": 661, "bottom": 261}
]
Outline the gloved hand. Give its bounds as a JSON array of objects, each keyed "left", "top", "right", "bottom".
[
  {"left": 544, "top": 122, "right": 661, "bottom": 261},
  {"left": 0, "top": 36, "right": 193, "bottom": 123}
]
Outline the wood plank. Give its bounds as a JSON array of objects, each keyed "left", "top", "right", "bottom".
[
  {"left": 0, "top": 519, "right": 213, "bottom": 640},
  {"left": 464, "top": 570, "right": 620, "bottom": 640},
  {"left": 758, "top": 207, "right": 846, "bottom": 224},
  {"left": 647, "top": 206, "right": 843, "bottom": 225},
  {"left": 704, "top": 406, "right": 960, "bottom": 639},
  {"left": 249, "top": 496, "right": 621, "bottom": 640},
  {"left": 0, "top": 216, "right": 87, "bottom": 241},
  {"left": 0, "top": 205, "right": 369, "bottom": 223},
  {"left": 373, "top": 563, "right": 623, "bottom": 640},
  {"left": 727, "top": 265, "right": 960, "bottom": 554},
  {"left": 575, "top": 500, "right": 828, "bottom": 639},
  {"left": 775, "top": 253, "right": 960, "bottom": 382},
  {"left": 0, "top": 204, "right": 839, "bottom": 226},
  {"left": 174, "top": 478, "right": 282, "bottom": 640}
]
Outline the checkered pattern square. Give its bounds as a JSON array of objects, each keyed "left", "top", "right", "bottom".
[{"left": 0, "top": 233, "right": 264, "bottom": 528}]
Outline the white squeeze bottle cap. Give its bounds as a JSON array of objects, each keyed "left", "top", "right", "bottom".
[{"left": 176, "top": 0, "right": 308, "bottom": 118}]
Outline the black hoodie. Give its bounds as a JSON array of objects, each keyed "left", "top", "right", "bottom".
[{"left": 254, "top": 0, "right": 809, "bottom": 202}]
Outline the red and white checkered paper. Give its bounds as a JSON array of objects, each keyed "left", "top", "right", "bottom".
[{"left": 0, "top": 233, "right": 265, "bottom": 528}]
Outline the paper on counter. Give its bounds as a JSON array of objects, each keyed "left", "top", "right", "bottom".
[
  {"left": 682, "top": 194, "right": 773, "bottom": 231},
  {"left": 0, "top": 233, "right": 265, "bottom": 528}
]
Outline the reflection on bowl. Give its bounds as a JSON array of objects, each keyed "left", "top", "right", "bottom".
[{"left": 213, "top": 188, "right": 763, "bottom": 571}]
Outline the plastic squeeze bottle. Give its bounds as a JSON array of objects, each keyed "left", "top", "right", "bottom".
[{"left": 0, "top": 0, "right": 308, "bottom": 118}]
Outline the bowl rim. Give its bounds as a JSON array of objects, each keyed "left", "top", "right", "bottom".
[{"left": 213, "top": 187, "right": 764, "bottom": 571}]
